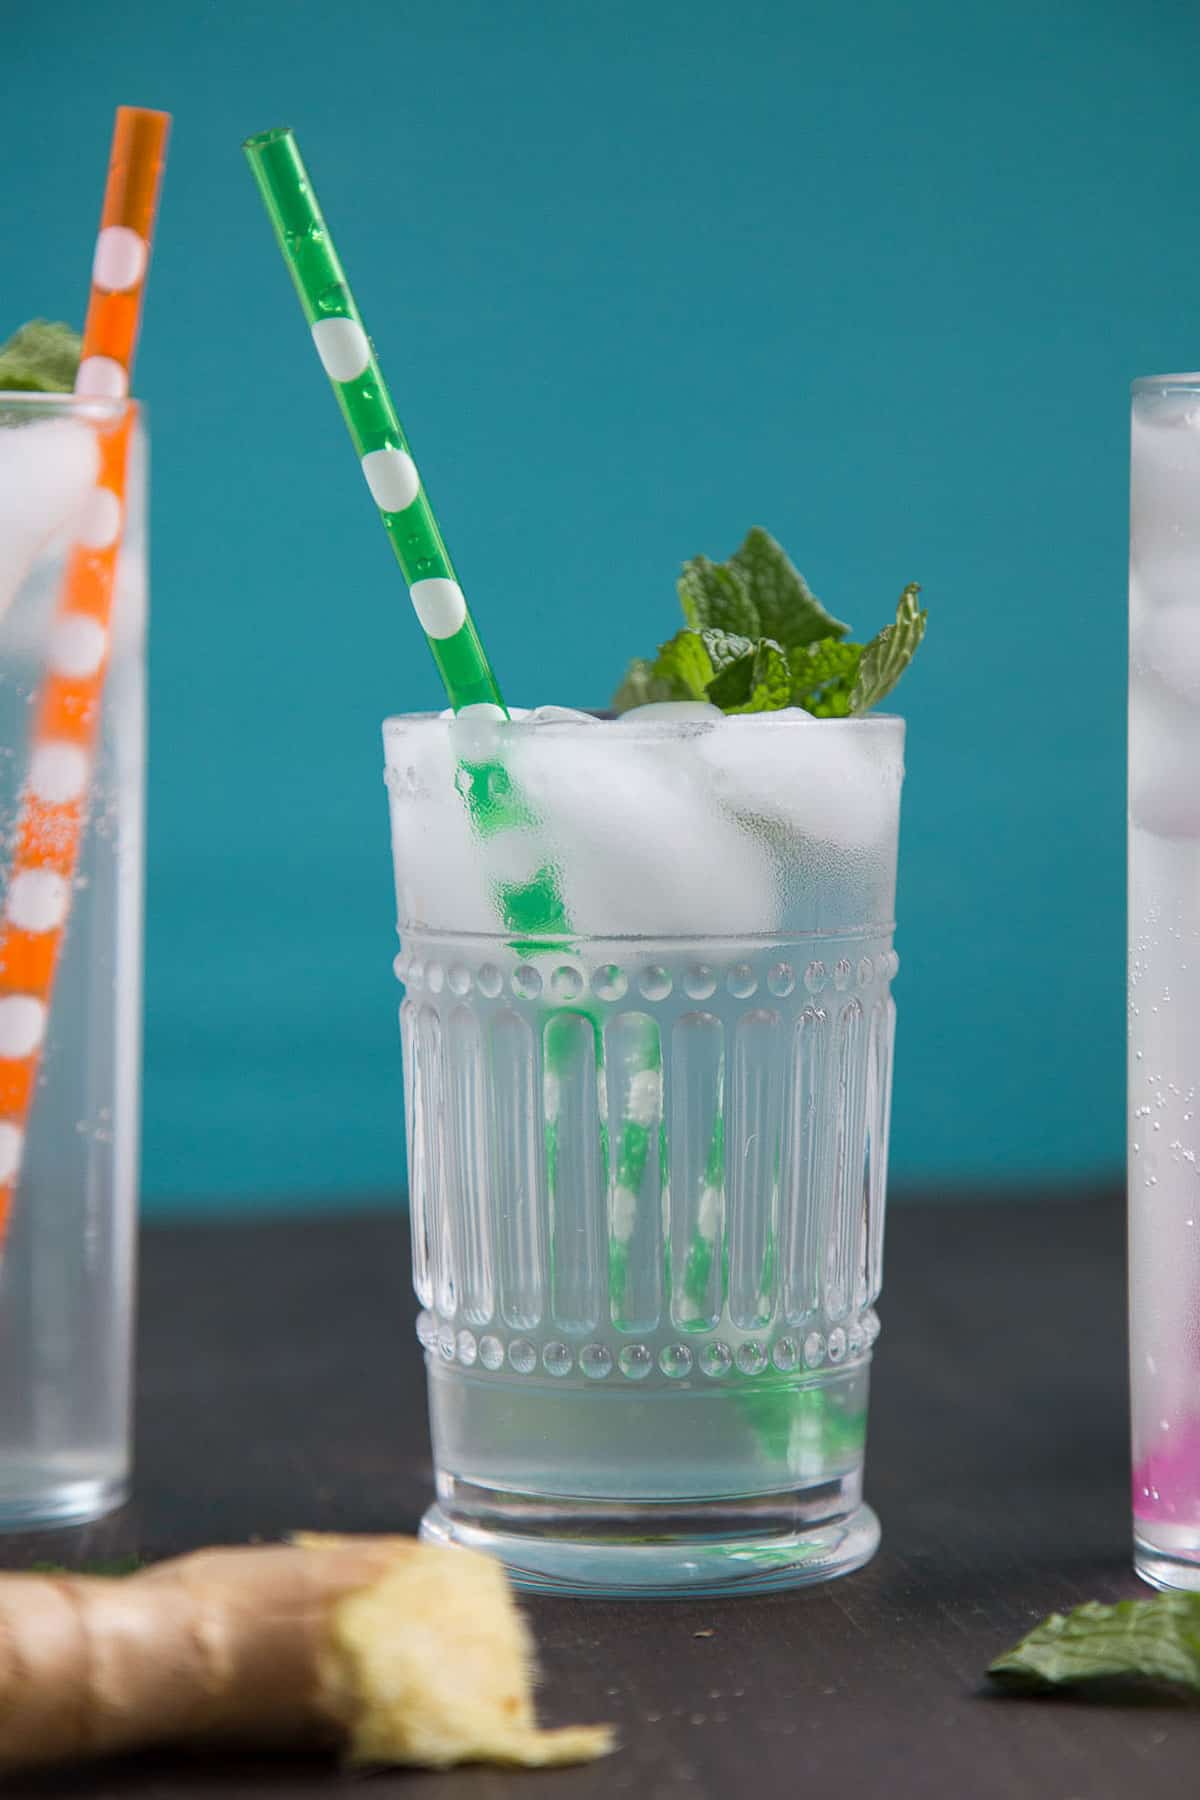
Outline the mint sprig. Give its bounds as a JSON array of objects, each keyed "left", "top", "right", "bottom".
[
  {"left": 990, "top": 1594, "right": 1200, "bottom": 1699},
  {"left": 708, "top": 635, "right": 791, "bottom": 713},
  {"left": 849, "top": 583, "right": 926, "bottom": 714},
  {"left": 0, "top": 320, "right": 81, "bottom": 394},
  {"left": 678, "top": 557, "right": 762, "bottom": 639},
  {"left": 613, "top": 527, "right": 926, "bottom": 718},
  {"left": 728, "top": 526, "right": 848, "bottom": 649}
]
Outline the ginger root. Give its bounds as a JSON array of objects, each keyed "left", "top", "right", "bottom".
[{"left": 0, "top": 1534, "right": 613, "bottom": 1771}]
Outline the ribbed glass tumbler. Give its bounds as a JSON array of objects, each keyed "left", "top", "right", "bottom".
[{"left": 385, "top": 709, "right": 905, "bottom": 1596}]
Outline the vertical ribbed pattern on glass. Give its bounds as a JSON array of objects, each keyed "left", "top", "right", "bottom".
[
  {"left": 445, "top": 1006, "right": 493, "bottom": 1325},
  {"left": 544, "top": 1011, "right": 606, "bottom": 1334},
  {"left": 867, "top": 997, "right": 896, "bottom": 1304},
  {"left": 401, "top": 999, "right": 432, "bottom": 1308},
  {"left": 490, "top": 1008, "right": 545, "bottom": 1331},
  {"left": 781, "top": 1003, "right": 832, "bottom": 1326},
  {"left": 400, "top": 941, "right": 899, "bottom": 1355},
  {"left": 605, "top": 1012, "right": 664, "bottom": 1334},
  {"left": 728, "top": 1009, "right": 784, "bottom": 1331},
  {"left": 826, "top": 998, "right": 867, "bottom": 1321},
  {"left": 415, "top": 1003, "right": 454, "bottom": 1318},
  {"left": 668, "top": 1011, "right": 725, "bottom": 1332}
]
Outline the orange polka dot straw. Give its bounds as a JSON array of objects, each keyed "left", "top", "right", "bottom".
[{"left": 0, "top": 106, "right": 169, "bottom": 1245}]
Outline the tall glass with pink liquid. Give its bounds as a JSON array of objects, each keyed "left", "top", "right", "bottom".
[{"left": 1129, "top": 373, "right": 1200, "bottom": 1587}]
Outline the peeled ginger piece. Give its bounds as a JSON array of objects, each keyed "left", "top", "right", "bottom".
[{"left": 0, "top": 1534, "right": 613, "bottom": 1771}]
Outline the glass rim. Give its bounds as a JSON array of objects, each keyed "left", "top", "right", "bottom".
[
  {"left": 383, "top": 709, "right": 906, "bottom": 740},
  {"left": 0, "top": 392, "right": 136, "bottom": 423},
  {"left": 1132, "top": 373, "right": 1200, "bottom": 395}
]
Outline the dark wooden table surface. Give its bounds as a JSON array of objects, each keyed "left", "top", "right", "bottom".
[{"left": 9, "top": 1190, "right": 1180, "bottom": 1800}]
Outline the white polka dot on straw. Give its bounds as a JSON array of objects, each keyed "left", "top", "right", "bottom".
[
  {"left": 0, "top": 1125, "right": 23, "bottom": 1184},
  {"left": 0, "top": 998, "right": 47, "bottom": 1060},
  {"left": 361, "top": 447, "right": 420, "bottom": 513},
  {"left": 75, "top": 356, "right": 128, "bottom": 400},
  {"left": 5, "top": 871, "right": 70, "bottom": 933},
  {"left": 311, "top": 317, "right": 370, "bottom": 383},
  {"left": 28, "top": 743, "right": 90, "bottom": 805},
  {"left": 50, "top": 616, "right": 107, "bottom": 680},
  {"left": 92, "top": 225, "right": 147, "bottom": 293},
  {"left": 78, "top": 488, "right": 122, "bottom": 551},
  {"left": 410, "top": 578, "right": 467, "bottom": 639}
]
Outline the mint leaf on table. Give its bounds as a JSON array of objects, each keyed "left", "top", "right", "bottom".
[
  {"left": 989, "top": 1594, "right": 1200, "bottom": 1699},
  {"left": 678, "top": 557, "right": 761, "bottom": 639},
  {"left": 0, "top": 320, "right": 81, "bottom": 393},
  {"left": 849, "top": 583, "right": 926, "bottom": 715},
  {"left": 728, "top": 526, "right": 849, "bottom": 650}
]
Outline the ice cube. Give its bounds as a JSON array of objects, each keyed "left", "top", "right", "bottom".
[
  {"left": 1129, "top": 666, "right": 1200, "bottom": 838},
  {"left": 614, "top": 701, "right": 723, "bottom": 724},
  {"left": 507, "top": 726, "right": 777, "bottom": 936},
  {"left": 437, "top": 705, "right": 531, "bottom": 718},
  {"left": 1131, "top": 392, "right": 1200, "bottom": 607},
  {"left": 524, "top": 705, "right": 601, "bottom": 724},
  {"left": 386, "top": 722, "right": 550, "bottom": 935},
  {"left": 386, "top": 731, "right": 508, "bottom": 934},
  {"left": 699, "top": 716, "right": 896, "bottom": 850},
  {"left": 723, "top": 707, "right": 814, "bottom": 725},
  {"left": 0, "top": 419, "right": 100, "bottom": 622},
  {"left": 1133, "top": 603, "right": 1200, "bottom": 704}
]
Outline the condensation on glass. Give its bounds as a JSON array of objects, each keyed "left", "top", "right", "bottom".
[
  {"left": 385, "top": 708, "right": 905, "bottom": 1596},
  {"left": 0, "top": 395, "right": 145, "bottom": 1527},
  {"left": 1129, "top": 374, "right": 1200, "bottom": 1590}
]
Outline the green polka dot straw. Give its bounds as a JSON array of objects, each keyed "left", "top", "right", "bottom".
[{"left": 244, "top": 127, "right": 506, "bottom": 716}]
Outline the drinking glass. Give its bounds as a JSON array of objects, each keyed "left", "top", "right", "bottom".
[
  {"left": 1129, "top": 374, "right": 1200, "bottom": 1587},
  {"left": 0, "top": 394, "right": 145, "bottom": 1526},
  {"left": 386, "top": 708, "right": 904, "bottom": 1595}
]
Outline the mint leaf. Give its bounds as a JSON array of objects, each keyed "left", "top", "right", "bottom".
[
  {"left": 707, "top": 636, "right": 790, "bottom": 713},
  {"left": 989, "top": 1594, "right": 1200, "bottom": 1698},
  {"left": 850, "top": 583, "right": 926, "bottom": 715},
  {"left": 729, "top": 527, "right": 848, "bottom": 650},
  {"left": 698, "top": 627, "right": 755, "bottom": 673},
  {"left": 653, "top": 628, "right": 717, "bottom": 699},
  {"left": 678, "top": 557, "right": 761, "bottom": 638},
  {"left": 788, "top": 637, "right": 864, "bottom": 717},
  {"left": 613, "top": 658, "right": 669, "bottom": 711},
  {"left": 0, "top": 320, "right": 81, "bottom": 393},
  {"left": 612, "top": 528, "right": 928, "bottom": 718}
]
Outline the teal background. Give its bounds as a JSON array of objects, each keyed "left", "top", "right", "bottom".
[{"left": 7, "top": 0, "right": 1192, "bottom": 1211}]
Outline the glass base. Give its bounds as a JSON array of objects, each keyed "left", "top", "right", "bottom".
[
  {"left": 0, "top": 1473, "right": 127, "bottom": 1531},
  {"left": 420, "top": 1491, "right": 880, "bottom": 1598},
  {"left": 1135, "top": 1522, "right": 1200, "bottom": 1591}
]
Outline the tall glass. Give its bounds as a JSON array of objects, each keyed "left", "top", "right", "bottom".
[
  {"left": 385, "top": 708, "right": 904, "bottom": 1595},
  {"left": 1129, "top": 376, "right": 1200, "bottom": 1586},
  {"left": 0, "top": 395, "right": 145, "bottom": 1526}
]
